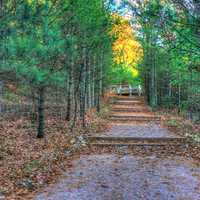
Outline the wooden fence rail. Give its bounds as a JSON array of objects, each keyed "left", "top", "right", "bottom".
[{"left": 0, "top": 102, "right": 68, "bottom": 119}]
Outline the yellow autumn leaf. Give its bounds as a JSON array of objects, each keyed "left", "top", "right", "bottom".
[{"left": 111, "top": 14, "right": 143, "bottom": 75}]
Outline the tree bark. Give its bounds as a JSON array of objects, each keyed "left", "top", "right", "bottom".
[
  {"left": 0, "top": 81, "right": 3, "bottom": 113},
  {"left": 37, "top": 86, "right": 45, "bottom": 138},
  {"left": 66, "top": 65, "right": 72, "bottom": 121}
]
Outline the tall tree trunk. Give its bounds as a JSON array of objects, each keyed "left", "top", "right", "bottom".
[
  {"left": 88, "top": 55, "right": 92, "bottom": 108},
  {"left": 66, "top": 65, "right": 72, "bottom": 121},
  {"left": 96, "top": 54, "right": 102, "bottom": 113},
  {"left": 84, "top": 53, "right": 89, "bottom": 111},
  {"left": 37, "top": 86, "right": 45, "bottom": 138},
  {"left": 100, "top": 50, "right": 104, "bottom": 96},
  {"left": 80, "top": 46, "right": 87, "bottom": 127},
  {"left": 71, "top": 63, "right": 82, "bottom": 130},
  {"left": 31, "top": 87, "right": 37, "bottom": 122},
  {"left": 92, "top": 55, "right": 95, "bottom": 107},
  {"left": 178, "top": 83, "right": 181, "bottom": 112},
  {"left": 0, "top": 81, "right": 3, "bottom": 113},
  {"left": 96, "top": 81, "right": 100, "bottom": 113},
  {"left": 153, "top": 47, "right": 158, "bottom": 106}
]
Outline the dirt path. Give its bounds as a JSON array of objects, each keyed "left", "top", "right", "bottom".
[
  {"left": 34, "top": 154, "right": 200, "bottom": 200},
  {"left": 33, "top": 95, "right": 200, "bottom": 200}
]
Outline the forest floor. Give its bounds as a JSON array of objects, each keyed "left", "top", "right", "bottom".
[
  {"left": 1, "top": 95, "right": 200, "bottom": 200},
  {"left": 0, "top": 106, "right": 110, "bottom": 200}
]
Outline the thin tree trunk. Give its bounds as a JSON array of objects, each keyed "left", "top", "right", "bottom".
[
  {"left": 31, "top": 88, "right": 37, "bottom": 122},
  {"left": 37, "top": 86, "right": 45, "bottom": 138},
  {"left": 66, "top": 65, "right": 72, "bottom": 121},
  {"left": 153, "top": 47, "right": 158, "bottom": 106},
  {"left": 92, "top": 55, "right": 95, "bottom": 107},
  {"left": 0, "top": 81, "right": 3, "bottom": 113},
  {"left": 100, "top": 50, "right": 104, "bottom": 96},
  {"left": 71, "top": 63, "right": 82, "bottom": 130},
  {"left": 97, "top": 81, "right": 100, "bottom": 113},
  {"left": 178, "top": 83, "right": 181, "bottom": 112},
  {"left": 88, "top": 56, "right": 92, "bottom": 108},
  {"left": 80, "top": 46, "right": 87, "bottom": 127}
]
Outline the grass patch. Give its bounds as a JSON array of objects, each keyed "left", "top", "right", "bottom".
[
  {"left": 166, "top": 118, "right": 178, "bottom": 127},
  {"left": 23, "top": 160, "right": 40, "bottom": 174},
  {"left": 191, "top": 134, "right": 200, "bottom": 143}
]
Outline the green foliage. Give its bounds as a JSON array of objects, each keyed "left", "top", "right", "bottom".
[
  {"left": 166, "top": 119, "right": 178, "bottom": 127},
  {"left": 191, "top": 134, "right": 200, "bottom": 143},
  {"left": 125, "top": 0, "right": 200, "bottom": 113},
  {"left": 0, "top": 0, "right": 114, "bottom": 137},
  {"left": 107, "top": 63, "right": 142, "bottom": 86},
  {"left": 3, "top": 91, "right": 21, "bottom": 103}
]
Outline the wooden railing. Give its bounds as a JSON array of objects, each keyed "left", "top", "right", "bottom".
[{"left": 109, "top": 85, "right": 143, "bottom": 96}]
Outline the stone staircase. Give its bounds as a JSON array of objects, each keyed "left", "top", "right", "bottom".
[
  {"left": 87, "top": 136, "right": 186, "bottom": 147},
  {"left": 87, "top": 95, "right": 186, "bottom": 148},
  {"left": 110, "top": 96, "right": 161, "bottom": 124}
]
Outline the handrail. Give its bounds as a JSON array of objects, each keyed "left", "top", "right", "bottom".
[{"left": 112, "top": 84, "right": 143, "bottom": 96}]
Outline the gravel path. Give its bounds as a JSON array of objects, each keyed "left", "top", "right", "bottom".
[{"left": 34, "top": 154, "right": 200, "bottom": 200}]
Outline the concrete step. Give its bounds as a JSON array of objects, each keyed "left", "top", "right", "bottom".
[
  {"left": 111, "top": 108, "right": 150, "bottom": 112},
  {"left": 113, "top": 97, "right": 144, "bottom": 101},
  {"left": 89, "top": 143, "right": 185, "bottom": 147},
  {"left": 110, "top": 115, "right": 161, "bottom": 122},
  {"left": 88, "top": 136, "right": 185, "bottom": 142},
  {"left": 112, "top": 101, "right": 145, "bottom": 106},
  {"left": 87, "top": 136, "right": 186, "bottom": 147}
]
